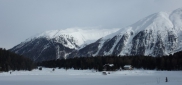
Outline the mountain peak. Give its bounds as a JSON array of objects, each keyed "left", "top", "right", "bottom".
[
  {"left": 172, "top": 7, "right": 182, "bottom": 13},
  {"left": 169, "top": 7, "right": 182, "bottom": 31},
  {"left": 131, "top": 11, "right": 173, "bottom": 32},
  {"left": 82, "top": 8, "right": 182, "bottom": 57}
]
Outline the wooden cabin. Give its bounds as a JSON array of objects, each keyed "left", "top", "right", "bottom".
[{"left": 103, "top": 64, "right": 114, "bottom": 71}]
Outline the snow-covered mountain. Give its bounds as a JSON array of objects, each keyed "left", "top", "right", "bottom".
[
  {"left": 70, "top": 8, "right": 182, "bottom": 57},
  {"left": 33, "top": 28, "right": 120, "bottom": 48},
  {"left": 10, "top": 28, "right": 119, "bottom": 62},
  {"left": 10, "top": 8, "right": 182, "bottom": 62}
]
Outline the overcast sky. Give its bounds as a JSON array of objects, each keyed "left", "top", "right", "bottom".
[{"left": 0, "top": 0, "right": 182, "bottom": 49}]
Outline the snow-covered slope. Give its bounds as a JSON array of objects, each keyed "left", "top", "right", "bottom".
[
  {"left": 10, "top": 28, "right": 119, "bottom": 62},
  {"left": 29, "top": 27, "right": 120, "bottom": 49},
  {"left": 72, "top": 8, "right": 182, "bottom": 57}
]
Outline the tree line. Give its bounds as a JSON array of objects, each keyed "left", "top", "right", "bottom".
[
  {"left": 1, "top": 47, "right": 182, "bottom": 72},
  {"left": 0, "top": 48, "right": 36, "bottom": 72},
  {"left": 39, "top": 51, "right": 182, "bottom": 71}
]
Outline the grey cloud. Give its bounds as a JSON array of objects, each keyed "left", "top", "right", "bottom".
[{"left": 0, "top": 0, "right": 182, "bottom": 49}]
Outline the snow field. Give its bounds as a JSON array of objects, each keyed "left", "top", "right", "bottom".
[{"left": 0, "top": 68, "right": 182, "bottom": 85}]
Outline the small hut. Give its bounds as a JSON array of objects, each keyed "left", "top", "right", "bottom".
[
  {"left": 124, "top": 65, "right": 133, "bottom": 70},
  {"left": 102, "top": 64, "right": 114, "bottom": 75},
  {"left": 103, "top": 64, "right": 114, "bottom": 71}
]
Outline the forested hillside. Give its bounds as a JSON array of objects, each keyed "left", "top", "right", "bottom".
[
  {"left": 0, "top": 48, "right": 36, "bottom": 72},
  {"left": 39, "top": 51, "right": 182, "bottom": 71}
]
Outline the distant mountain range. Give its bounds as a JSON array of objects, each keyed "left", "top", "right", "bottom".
[
  {"left": 10, "top": 8, "right": 182, "bottom": 62},
  {"left": 10, "top": 28, "right": 119, "bottom": 62}
]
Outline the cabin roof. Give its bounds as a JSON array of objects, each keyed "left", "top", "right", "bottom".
[
  {"left": 124, "top": 65, "right": 132, "bottom": 67},
  {"left": 103, "top": 64, "right": 114, "bottom": 67}
]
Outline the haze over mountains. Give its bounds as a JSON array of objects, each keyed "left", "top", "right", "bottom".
[{"left": 10, "top": 8, "right": 182, "bottom": 62}]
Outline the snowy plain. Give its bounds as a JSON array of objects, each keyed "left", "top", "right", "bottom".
[{"left": 0, "top": 68, "right": 182, "bottom": 85}]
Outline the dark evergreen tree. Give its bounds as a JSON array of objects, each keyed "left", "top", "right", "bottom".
[{"left": 0, "top": 48, "right": 36, "bottom": 72}]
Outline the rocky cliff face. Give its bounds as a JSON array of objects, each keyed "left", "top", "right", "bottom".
[{"left": 10, "top": 37, "right": 76, "bottom": 62}]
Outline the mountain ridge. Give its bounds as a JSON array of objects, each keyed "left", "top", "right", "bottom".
[
  {"left": 69, "top": 8, "right": 182, "bottom": 58},
  {"left": 10, "top": 28, "right": 120, "bottom": 62},
  {"left": 10, "top": 8, "right": 182, "bottom": 62}
]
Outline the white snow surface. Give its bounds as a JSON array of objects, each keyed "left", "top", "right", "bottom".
[
  {"left": 0, "top": 68, "right": 182, "bottom": 85},
  {"left": 34, "top": 27, "right": 120, "bottom": 46}
]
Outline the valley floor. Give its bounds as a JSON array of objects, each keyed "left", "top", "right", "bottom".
[{"left": 0, "top": 68, "right": 182, "bottom": 85}]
